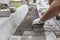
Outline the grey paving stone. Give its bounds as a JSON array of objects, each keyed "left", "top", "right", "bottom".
[
  {"left": 45, "top": 31, "right": 57, "bottom": 40},
  {"left": 32, "top": 25, "right": 45, "bottom": 32},
  {"left": 48, "top": 19, "right": 57, "bottom": 26},
  {"left": 23, "top": 31, "right": 45, "bottom": 36},
  {"left": 9, "top": 35, "right": 21, "bottom": 40},
  {"left": 44, "top": 26, "right": 60, "bottom": 32},
  {"left": 55, "top": 31, "right": 60, "bottom": 38},
  {"left": 0, "top": 9, "right": 10, "bottom": 17},
  {"left": 52, "top": 17, "right": 60, "bottom": 26},
  {"left": 21, "top": 36, "right": 46, "bottom": 40}
]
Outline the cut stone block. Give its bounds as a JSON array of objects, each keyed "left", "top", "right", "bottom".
[
  {"left": 23, "top": 31, "right": 45, "bottom": 36},
  {"left": 52, "top": 17, "right": 60, "bottom": 26},
  {"left": 48, "top": 19, "right": 57, "bottom": 26},
  {"left": 45, "top": 32, "right": 57, "bottom": 40},
  {"left": 44, "top": 26, "right": 60, "bottom": 32},
  {"left": 21, "top": 36, "right": 46, "bottom": 40},
  {"left": 0, "top": 9, "right": 10, "bottom": 17},
  {"left": 54, "top": 31, "right": 60, "bottom": 38},
  {"left": 9, "top": 35, "right": 21, "bottom": 40}
]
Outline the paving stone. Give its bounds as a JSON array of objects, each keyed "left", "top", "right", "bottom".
[
  {"left": 21, "top": 36, "right": 46, "bottom": 40},
  {"left": 0, "top": 9, "right": 10, "bottom": 17},
  {"left": 48, "top": 19, "right": 57, "bottom": 26},
  {"left": 45, "top": 32, "right": 57, "bottom": 40},
  {"left": 23, "top": 31, "right": 45, "bottom": 36},
  {"left": 52, "top": 17, "right": 60, "bottom": 26},
  {"left": 9, "top": 35, "right": 21, "bottom": 40},
  {"left": 55, "top": 31, "right": 60, "bottom": 38},
  {"left": 44, "top": 26, "right": 60, "bottom": 32},
  {"left": 32, "top": 24, "right": 45, "bottom": 32}
]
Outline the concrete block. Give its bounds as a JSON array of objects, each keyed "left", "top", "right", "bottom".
[
  {"left": 21, "top": 36, "right": 46, "bottom": 40},
  {"left": 23, "top": 31, "right": 45, "bottom": 36},
  {"left": 0, "top": 9, "right": 10, "bottom": 17},
  {"left": 9, "top": 35, "right": 21, "bottom": 40}
]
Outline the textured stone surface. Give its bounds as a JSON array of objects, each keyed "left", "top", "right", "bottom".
[
  {"left": 9, "top": 35, "right": 21, "bottom": 40},
  {"left": 0, "top": 9, "right": 10, "bottom": 17},
  {"left": 23, "top": 31, "right": 45, "bottom": 36},
  {"left": 21, "top": 36, "right": 46, "bottom": 40}
]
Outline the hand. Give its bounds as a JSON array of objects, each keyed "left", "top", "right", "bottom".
[{"left": 58, "top": 38, "right": 60, "bottom": 40}]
